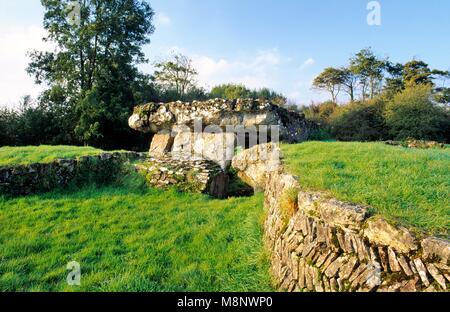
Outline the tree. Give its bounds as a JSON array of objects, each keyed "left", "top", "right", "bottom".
[
  {"left": 27, "top": 0, "right": 155, "bottom": 149},
  {"left": 153, "top": 53, "right": 198, "bottom": 99},
  {"left": 340, "top": 67, "right": 358, "bottom": 102},
  {"left": 434, "top": 87, "right": 450, "bottom": 106},
  {"left": 0, "top": 107, "right": 19, "bottom": 146},
  {"left": 349, "top": 48, "right": 386, "bottom": 100},
  {"left": 402, "top": 60, "right": 434, "bottom": 87},
  {"left": 251, "top": 88, "right": 287, "bottom": 106},
  {"left": 210, "top": 84, "right": 251, "bottom": 99},
  {"left": 383, "top": 62, "right": 405, "bottom": 99},
  {"left": 312, "top": 67, "right": 344, "bottom": 103},
  {"left": 303, "top": 101, "right": 338, "bottom": 126},
  {"left": 209, "top": 84, "right": 287, "bottom": 106}
]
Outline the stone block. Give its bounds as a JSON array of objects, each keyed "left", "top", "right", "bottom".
[
  {"left": 149, "top": 133, "right": 174, "bottom": 156},
  {"left": 298, "top": 191, "right": 369, "bottom": 230},
  {"left": 364, "top": 217, "right": 417, "bottom": 253},
  {"left": 231, "top": 143, "right": 281, "bottom": 191},
  {"left": 421, "top": 237, "right": 450, "bottom": 265}
]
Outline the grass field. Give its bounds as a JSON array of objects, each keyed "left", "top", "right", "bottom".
[
  {"left": 281, "top": 142, "right": 450, "bottom": 236},
  {"left": 0, "top": 173, "right": 272, "bottom": 292},
  {"left": 0, "top": 145, "right": 104, "bottom": 166},
  {"left": 2, "top": 142, "right": 449, "bottom": 291}
]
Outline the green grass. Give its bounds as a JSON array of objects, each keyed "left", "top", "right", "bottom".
[
  {"left": 0, "top": 175, "right": 272, "bottom": 292},
  {"left": 281, "top": 142, "right": 450, "bottom": 236},
  {"left": 0, "top": 145, "right": 105, "bottom": 166}
]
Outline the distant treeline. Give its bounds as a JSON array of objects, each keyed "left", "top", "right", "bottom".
[{"left": 306, "top": 48, "right": 450, "bottom": 143}]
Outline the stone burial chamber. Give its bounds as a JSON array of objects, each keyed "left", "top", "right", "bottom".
[{"left": 129, "top": 98, "right": 314, "bottom": 197}]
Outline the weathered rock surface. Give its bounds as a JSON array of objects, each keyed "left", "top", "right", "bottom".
[
  {"left": 364, "top": 217, "right": 418, "bottom": 253},
  {"left": 149, "top": 133, "right": 174, "bottom": 157},
  {"left": 421, "top": 237, "right": 450, "bottom": 265},
  {"left": 129, "top": 98, "right": 315, "bottom": 143},
  {"left": 297, "top": 192, "right": 369, "bottom": 230},
  {"left": 231, "top": 143, "right": 281, "bottom": 191},
  {"left": 172, "top": 129, "right": 236, "bottom": 169}
]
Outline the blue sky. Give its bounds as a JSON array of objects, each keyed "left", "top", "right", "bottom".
[{"left": 1, "top": 0, "right": 449, "bottom": 107}]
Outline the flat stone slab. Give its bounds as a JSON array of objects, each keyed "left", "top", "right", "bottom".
[
  {"left": 297, "top": 191, "right": 369, "bottom": 230},
  {"left": 421, "top": 237, "right": 450, "bottom": 265},
  {"left": 364, "top": 217, "right": 418, "bottom": 253},
  {"left": 129, "top": 98, "right": 315, "bottom": 143},
  {"left": 149, "top": 133, "right": 174, "bottom": 156}
]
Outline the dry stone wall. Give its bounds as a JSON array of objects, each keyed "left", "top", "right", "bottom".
[
  {"left": 264, "top": 170, "right": 449, "bottom": 292},
  {"left": 135, "top": 155, "right": 229, "bottom": 198},
  {"left": 0, "top": 152, "right": 145, "bottom": 196},
  {"left": 230, "top": 143, "right": 450, "bottom": 292}
]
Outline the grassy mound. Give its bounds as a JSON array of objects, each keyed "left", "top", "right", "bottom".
[
  {"left": 281, "top": 142, "right": 449, "bottom": 235},
  {"left": 0, "top": 174, "right": 272, "bottom": 291},
  {"left": 0, "top": 145, "right": 105, "bottom": 166}
]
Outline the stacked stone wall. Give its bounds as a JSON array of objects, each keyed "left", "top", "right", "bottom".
[
  {"left": 0, "top": 152, "right": 145, "bottom": 196},
  {"left": 231, "top": 143, "right": 449, "bottom": 292},
  {"left": 263, "top": 170, "right": 449, "bottom": 292}
]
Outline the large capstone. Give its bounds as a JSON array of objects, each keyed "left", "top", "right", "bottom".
[{"left": 129, "top": 98, "right": 315, "bottom": 143}]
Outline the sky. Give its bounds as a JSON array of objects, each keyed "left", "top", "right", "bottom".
[{"left": 0, "top": 0, "right": 450, "bottom": 108}]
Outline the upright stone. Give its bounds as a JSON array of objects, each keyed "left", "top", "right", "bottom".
[{"left": 149, "top": 133, "right": 174, "bottom": 156}]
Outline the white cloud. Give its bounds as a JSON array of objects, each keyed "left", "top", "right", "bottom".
[
  {"left": 155, "top": 12, "right": 171, "bottom": 27},
  {"left": 190, "top": 49, "right": 283, "bottom": 90},
  {"left": 299, "top": 57, "right": 315, "bottom": 70},
  {"left": 150, "top": 48, "right": 322, "bottom": 105},
  {"left": 0, "top": 25, "right": 54, "bottom": 108}
]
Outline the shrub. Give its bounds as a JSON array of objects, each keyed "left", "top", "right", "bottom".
[
  {"left": 329, "top": 99, "right": 387, "bottom": 141},
  {"left": 303, "top": 101, "right": 338, "bottom": 126},
  {"left": 308, "top": 128, "right": 334, "bottom": 141},
  {"left": 385, "top": 85, "right": 450, "bottom": 142}
]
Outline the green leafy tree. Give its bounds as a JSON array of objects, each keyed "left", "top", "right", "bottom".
[
  {"left": 209, "top": 84, "right": 287, "bottom": 106},
  {"left": 153, "top": 53, "right": 199, "bottom": 99},
  {"left": 303, "top": 101, "right": 337, "bottom": 126},
  {"left": 402, "top": 60, "right": 435, "bottom": 87},
  {"left": 0, "top": 107, "right": 19, "bottom": 146},
  {"left": 210, "top": 84, "right": 252, "bottom": 99},
  {"left": 434, "top": 87, "right": 450, "bottom": 106},
  {"left": 383, "top": 62, "right": 405, "bottom": 99},
  {"left": 251, "top": 88, "right": 287, "bottom": 106},
  {"left": 349, "top": 48, "right": 386, "bottom": 100},
  {"left": 339, "top": 67, "right": 358, "bottom": 102},
  {"left": 312, "top": 67, "right": 344, "bottom": 103},
  {"left": 27, "top": 0, "right": 155, "bottom": 149}
]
